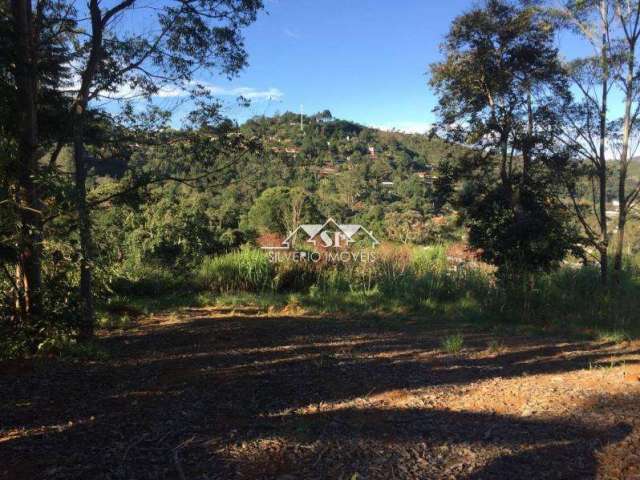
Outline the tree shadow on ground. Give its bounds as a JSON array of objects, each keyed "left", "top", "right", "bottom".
[
  {"left": 248, "top": 405, "right": 632, "bottom": 479},
  {"left": 1, "top": 313, "right": 638, "bottom": 479}
]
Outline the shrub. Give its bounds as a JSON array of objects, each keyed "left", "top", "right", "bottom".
[
  {"left": 1, "top": 259, "right": 83, "bottom": 359},
  {"left": 316, "top": 267, "right": 353, "bottom": 294},
  {"left": 273, "top": 260, "right": 318, "bottom": 292},
  {"left": 110, "top": 263, "right": 193, "bottom": 296},
  {"left": 37, "top": 333, "right": 109, "bottom": 360}
]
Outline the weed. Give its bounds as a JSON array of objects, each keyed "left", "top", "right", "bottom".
[
  {"left": 487, "top": 339, "right": 504, "bottom": 353},
  {"left": 441, "top": 333, "right": 464, "bottom": 354},
  {"left": 595, "top": 329, "right": 630, "bottom": 344},
  {"left": 199, "top": 248, "right": 273, "bottom": 293},
  {"left": 37, "top": 334, "right": 109, "bottom": 361},
  {"left": 98, "top": 314, "right": 135, "bottom": 330}
]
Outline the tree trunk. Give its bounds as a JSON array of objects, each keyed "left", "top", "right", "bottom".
[
  {"left": 598, "top": 0, "right": 609, "bottom": 285},
  {"left": 11, "top": 0, "right": 43, "bottom": 324},
  {"left": 522, "top": 89, "right": 533, "bottom": 187},
  {"left": 598, "top": 162, "right": 608, "bottom": 285},
  {"left": 73, "top": 121, "right": 95, "bottom": 340},
  {"left": 613, "top": 209, "right": 626, "bottom": 274},
  {"left": 71, "top": 0, "right": 104, "bottom": 340},
  {"left": 613, "top": 41, "right": 636, "bottom": 282},
  {"left": 500, "top": 133, "right": 509, "bottom": 185}
]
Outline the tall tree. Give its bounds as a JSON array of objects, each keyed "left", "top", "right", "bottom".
[
  {"left": 430, "top": 0, "right": 578, "bottom": 278},
  {"left": 552, "top": 0, "right": 614, "bottom": 284},
  {"left": 9, "top": 0, "right": 42, "bottom": 322},
  {"left": 65, "top": 0, "right": 263, "bottom": 338},
  {"left": 610, "top": 0, "right": 640, "bottom": 280},
  {"left": 4, "top": 0, "right": 74, "bottom": 327}
]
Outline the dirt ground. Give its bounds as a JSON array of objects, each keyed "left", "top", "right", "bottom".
[{"left": 1, "top": 308, "right": 640, "bottom": 480}]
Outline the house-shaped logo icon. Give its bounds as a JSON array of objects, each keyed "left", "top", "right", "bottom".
[{"left": 263, "top": 218, "right": 379, "bottom": 250}]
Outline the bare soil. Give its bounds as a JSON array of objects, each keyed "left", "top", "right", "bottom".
[{"left": 1, "top": 308, "right": 640, "bottom": 479}]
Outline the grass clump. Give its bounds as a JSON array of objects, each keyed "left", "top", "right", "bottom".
[
  {"left": 487, "top": 339, "right": 505, "bottom": 353},
  {"left": 199, "top": 248, "right": 274, "bottom": 293},
  {"left": 37, "top": 333, "right": 109, "bottom": 360},
  {"left": 595, "top": 329, "right": 630, "bottom": 344},
  {"left": 98, "top": 313, "right": 135, "bottom": 331},
  {"left": 441, "top": 333, "right": 464, "bottom": 354}
]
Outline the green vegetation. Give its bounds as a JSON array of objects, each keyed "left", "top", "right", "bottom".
[
  {"left": 102, "top": 245, "right": 640, "bottom": 341},
  {"left": 487, "top": 339, "right": 505, "bottom": 353},
  {"left": 441, "top": 333, "right": 464, "bottom": 354},
  {"left": 595, "top": 330, "right": 631, "bottom": 345},
  {"left": 2, "top": 0, "right": 640, "bottom": 360},
  {"left": 199, "top": 249, "right": 275, "bottom": 293}
]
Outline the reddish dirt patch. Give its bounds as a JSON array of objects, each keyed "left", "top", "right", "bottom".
[{"left": 1, "top": 310, "right": 639, "bottom": 479}]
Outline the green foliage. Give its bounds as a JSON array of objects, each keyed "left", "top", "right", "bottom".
[
  {"left": 192, "top": 244, "right": 494, "bottom": 312},
  {"left": 465, "top": 184, "right": 581, "bottom": 277},
  {"left": 487, "top": 339, "right": 505, "bottom": 353},
  {"left": 198, "top": 248, "right": 274, "bottom": 293},
  {"left": 0, "top": 245, "right": 82, "bottom": 360},
  {"left": 246, "top": 186, "right": 315, "bottom": 235},
  {"left": 272, "top": 260, "right": 319, "bottom": 292},
  {"left": 441, "top": 333, "right": 464, "bottom": 354},
  {"left": 430, "top": 0, "right": 578, "bottom": 276},
  {"left": 595, "top": 330, "right": 630, "bottom": 344},
  {"left": 109, "top": 263, "right": 194, "bottom": 297},
  {"left": 109, "top": 242, "right": 640, "bottom": 341},
  {"left": 37, "top": 334, "right": 109, "bottom": 361}
]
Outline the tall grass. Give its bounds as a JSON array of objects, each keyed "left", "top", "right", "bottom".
[
  {"left": 526, "top": 265, "right": 640, "bottom": 330},
  {"left": 196, "top": 245, "right": 495, "bottom": 310},
  {"left": 198, "top": 248, "right": 274, "bottom": 293},
  {"left": 119, "top": 244, "right": 640, "bottom": 336}
]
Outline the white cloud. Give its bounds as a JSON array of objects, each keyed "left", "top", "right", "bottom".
[
  {"left": 157, "top": 82, "right": 284, "bottom": 101},
  {"left": 79, "top": 79, "right": 283, "bottom": 102}
]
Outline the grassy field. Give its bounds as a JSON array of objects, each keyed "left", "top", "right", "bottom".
[{"left": 99, "top": 244, "right": 640, "bottom": 343}]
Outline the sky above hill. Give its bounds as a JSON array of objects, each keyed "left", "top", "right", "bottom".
[
  {"left": 216, "top": 0, "right": 476, "bottom": 132},
  {"left": 129, "top": 0, "right": 595, "bottom": 131}
]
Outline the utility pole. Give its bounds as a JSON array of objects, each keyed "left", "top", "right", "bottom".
[{"left": 300, "top": 104, "right": 304, "bottom": 132}]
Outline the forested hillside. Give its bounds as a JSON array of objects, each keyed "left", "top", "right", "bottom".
[{"left": 85, "top": 111, "right": 464, "bottom": 274}]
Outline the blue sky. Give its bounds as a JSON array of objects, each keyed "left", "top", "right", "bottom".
[
  {"left": 220, "top": 0, "right": 477, "bottom": 132},
  {"left": 137, "top": 0, "right": 598, "bottom": 131}
]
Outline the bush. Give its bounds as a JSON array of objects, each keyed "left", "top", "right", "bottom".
[
  {"left": 109, "top": 263, "right": 193, "bottom": 296},
  {"left": 0, "top": 260, "right": 83, "bottom": 359},
  {"left": 199, "top": 248, "right": 274, "bottom": 293},
  {"left": 272, "top": 260, "right": 319, "bottom": 292}
]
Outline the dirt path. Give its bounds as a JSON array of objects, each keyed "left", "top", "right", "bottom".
[{"left": 1, "top": 309, "right": 640, "bottom": 479}]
